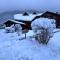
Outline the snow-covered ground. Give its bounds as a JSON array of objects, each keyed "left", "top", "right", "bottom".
[{"left": 0, "top": 29, "right": 60, "bottom": 60}]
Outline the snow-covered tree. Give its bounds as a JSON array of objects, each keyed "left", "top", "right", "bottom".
[
  {"left": 5, "top": 24, "right": 15, "bottom": 33},
  {"left": 15, "top": 24, "right": 22, "bottom": 36},
  {"left": 31, "top": 18, "right": 56, "bottom": 44},
  {"left": 10, "top": 24, "right": 15, "bottom": 32}
]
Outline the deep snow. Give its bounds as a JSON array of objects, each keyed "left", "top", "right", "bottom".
[{"left": 0, "top": 29, "right": 60, "bottom": 60}]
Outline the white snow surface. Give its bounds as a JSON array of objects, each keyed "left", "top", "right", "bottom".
[
  {"left": 10, "top": 20, "right": 25, "bottom": 24},
  {"left": 14, "top": 13, "right": 43, "bottom": 21},
  {"left": 0, "top": 29, "right": 60, "bottom": 60}
]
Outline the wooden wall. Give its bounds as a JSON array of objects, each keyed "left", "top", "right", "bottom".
[{"left": 41, "top": 12, "right": 60, "bottom": 28}]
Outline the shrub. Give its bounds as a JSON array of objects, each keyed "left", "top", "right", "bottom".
[
  {"left": 15, "top": 24, "right": 22, "bottom": 36},
  {"left": 5, "top": 24, "right": 15, "bottom": 33},
  {"left": 5, "top": 27, "right": 15, "bottom": 33},
  {"left": 31, "top": 18, "right": 56, "bottom": 44}
]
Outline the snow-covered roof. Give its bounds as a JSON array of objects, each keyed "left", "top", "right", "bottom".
[
  {"left": 35, "top": 13, "right": 43, "bottom": 16},
  {"left": 14, "top": 13, "right": 43, "bottom": 21},
  {"left": 9, "top": 19, "right": 25, "bottom": 25}
]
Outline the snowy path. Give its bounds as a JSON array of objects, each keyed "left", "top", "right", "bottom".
[{"left": 0, "top": 29, "right": 60, "bottom": 60}]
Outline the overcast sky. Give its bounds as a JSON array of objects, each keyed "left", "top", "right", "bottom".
[{"left": 0, "top": 0, "right": 60, "bottom": 13}]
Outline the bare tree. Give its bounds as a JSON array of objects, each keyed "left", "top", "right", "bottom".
[{"left": 22, "top": 29, "right": 28, "bottom": 39}]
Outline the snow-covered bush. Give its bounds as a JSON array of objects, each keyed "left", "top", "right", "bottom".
[
  {"left": 15, "top": 24, "right": 22, "bottom": 36},
  {"left": 5, "top": 24, "right": 22, "bottom": 35},
  {"left": 5, "top": 25, "right": 15, "bottom": 33},
  {"left": 5, "top": 24, "right": 15, "bottom": 33},
  {"left": 5, "top": 27, "right": 15, "bottom": 33},
  {"left": 31, "top": 18, "right": 56, "bottom": 44},
  {"left": 10, "top": 24, "right": 15, "bottom": 32}
]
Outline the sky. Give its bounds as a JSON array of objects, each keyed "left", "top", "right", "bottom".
[{"left": 0, "top": 0, "right": 60, "bottom": 13}]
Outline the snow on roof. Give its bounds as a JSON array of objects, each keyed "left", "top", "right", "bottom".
[
  {"left": 9, "top": 19, "right": 25, "bottom": 25},
  {"left": 14, "top": 13, "right": 43, "bottom": 21},
  {"left": 36, "top": 13, "right": 43, "bottom": 16}
]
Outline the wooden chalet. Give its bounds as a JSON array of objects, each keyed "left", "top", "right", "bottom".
[
  {"left": 32, "top": 11, "right": 60, "bottom": 28},
  {"left": 15, "top": 19, "right": 31, "bottom": 30},
  {"left": 4, "top": 11, "right": 59, "bottom": 30},
  {"left": 3, "top": 20, "right": 26, "bottom": 30},
  {"left": 14, "top": 13, "right": 36, "bottom": 30}
]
